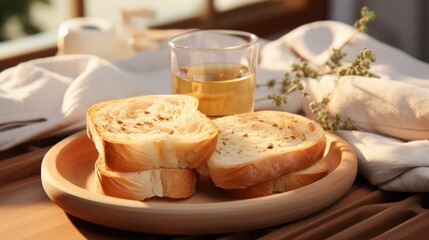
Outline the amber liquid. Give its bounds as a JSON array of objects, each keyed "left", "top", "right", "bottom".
[{"left": 172, "top": 63, "right": 255, "bottom": 117}]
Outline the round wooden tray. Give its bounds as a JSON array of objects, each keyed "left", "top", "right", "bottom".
[{"left": 41, "top": 130, "right": 357, "bottom": 235}]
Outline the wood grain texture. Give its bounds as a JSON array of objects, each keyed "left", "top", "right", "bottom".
[{"left": 0, "top": 147, "right": 50, "bottom": 186}]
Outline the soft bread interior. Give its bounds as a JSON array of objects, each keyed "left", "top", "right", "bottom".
[
  {"left": 211, "top": 111, "right": 324, "bottom": 166},
  {"left": 89, "top": 95, "right": 215, "bottom": 142}
]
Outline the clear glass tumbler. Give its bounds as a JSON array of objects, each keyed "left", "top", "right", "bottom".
[{"left": 169, "top": 29, "right": 259, "bottom": 117}]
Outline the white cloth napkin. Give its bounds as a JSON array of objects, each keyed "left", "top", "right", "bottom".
[
  {"left": 260, "top": 20, "right": 429, "bottom": 192},
  {"left": 338, "top": 130, "right": 429, "bottom": 192},
  {"left": 1, "top": 21, "right": 428, "bottom": 192},
  {"left": 0, "top": 45, "right": 172, "bottom": 150}
]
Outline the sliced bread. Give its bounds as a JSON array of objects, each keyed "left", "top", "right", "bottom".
[
  {"left": 224, "top": 158, "right": 329, "bottom": 199},
  {"left": 95, "top": 157, "right": 197, "bottom": 200},
  {"left": 87, "top": 95, "right": 219, "bottom": 172},
  {"left": 207, "top": 110, "right": 326, "bottom": 189}
]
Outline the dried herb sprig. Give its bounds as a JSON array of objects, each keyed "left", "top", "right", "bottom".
[
  {"left": 260, "top": 6, "right": 378, "bottom": 131},
  {"left": 339, "top": 47, "right": 378, "bottom": 77},
  {"left": 354, "top": 6, "right": 376, "bottom": 33}
]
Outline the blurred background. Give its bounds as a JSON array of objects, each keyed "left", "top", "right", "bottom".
[{"left": 0, "top": 0, "right": 428, "bottom": 70}]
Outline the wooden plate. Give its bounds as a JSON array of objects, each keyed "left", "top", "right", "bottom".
[{"left": 41, "top": 130, "right": 357, "bottom": 235}]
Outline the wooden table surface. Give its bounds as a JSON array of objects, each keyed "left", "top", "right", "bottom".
[{"left": 1, "top": 135, "right": 429, "bottom": 240}]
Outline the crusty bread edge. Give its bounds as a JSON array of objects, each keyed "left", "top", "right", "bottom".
[
  {"left": 223, "top": 158, "right": 329, "bottom": 199},
  {"left": 95, "top": 158, "right": 197, "bottom": 201},
  {"left": 208, "top": 135, "right": 327, "bottom": 189},
  {"left": 100, "top": 129, "right": 219, "bottom": 172}
]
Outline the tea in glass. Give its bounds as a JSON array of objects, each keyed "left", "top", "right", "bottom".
[{"left": 169, "top": 30, "right": 259, "bottom": 117}]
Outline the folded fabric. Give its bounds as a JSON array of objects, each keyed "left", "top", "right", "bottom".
[
  {"left": 261, "top": 21, "right": 429, "bottom": 140},
  {"left": 260, "top": 20, "right": 429, "bottom": 191},
  {"left": 337, "top": 130, "right": 429, "bottom": 192},
  {"left": 0, "top": 51, "right": 172, "bottom": 150}
]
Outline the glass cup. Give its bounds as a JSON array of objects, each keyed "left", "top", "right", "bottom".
[{"left": 169, "top": 29, "right": 259, "bottom": 117}]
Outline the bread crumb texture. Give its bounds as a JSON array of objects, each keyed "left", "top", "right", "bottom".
[
  {"left": 88, "top": 95, "right": 217, "bottom": 142},
  {"left": 211, "top": 111, "right": 322, "bottom": 165}
]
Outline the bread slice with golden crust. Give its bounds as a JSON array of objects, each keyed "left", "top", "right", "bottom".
[
  {"left": 95, "top": 157, "right": 197, "bottom": 200},
  {"left": 207, "top": 110, "right": 326, "bottom": 189},
  {"left": 223, "top": 158, "right": 329, "bottom": 199},
  {"left": 87, "top": 95, "right": 219, "bottom": 172}
]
